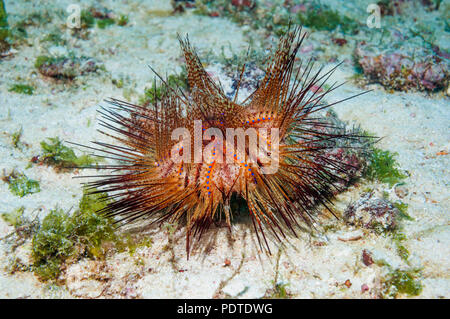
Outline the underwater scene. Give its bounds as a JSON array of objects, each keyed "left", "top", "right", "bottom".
[{"left": 0, "top": 0, "right": 448, "bottom": 300}]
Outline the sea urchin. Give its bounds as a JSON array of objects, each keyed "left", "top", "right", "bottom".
[{"left": 76, "top": 27, "right": 370, "bottom": 257}]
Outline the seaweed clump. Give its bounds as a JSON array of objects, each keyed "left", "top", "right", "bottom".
[
  {"left": 139, "top": 70, "right": 188, "bottom": 106},
  {"left": 2, "top": 170, "right": 40, "bottom": 197},
  {"left": 10, "top": 126, "right": 29, "bottom": 149},
  {"left": 31, "top": 189, "right": 116, "bottom": 281},
  {"left": 2, "top": 207, "right": 26, "bottom": 228},
  {"left": 192, "top": 1, "right": 359, "bottom": 36},
  {"left": 80, "top": 6, "right": 127, "bottom": 29},
  {"left": 382, "top": 268, "right": 423, "bottom": 297},
  {"left": 69, "top": 6, "right": 127, "bottom": 39},
  {"left": 41, "top": 30, "right": 66, "bottom": 46},
  {"left": 0, "top": 0, "right": 9, "bottom": 52},
  {"left": 31, "top": 188, "right": 153, "bottom": 282},
  {"left": 351, "top": 195, "right": 422, "bottom": 298},
  {"left": 8, "top": 83, "right": 34, "bottom": 95},
  {"left": 365, "top": 148, "right": 407, "bottom": 187},
  {"left": 35, "top": 137, "right": 99, "bottom": 172},
  {"left": 297, "top": 6, "right": 359, "bottom": 34}
]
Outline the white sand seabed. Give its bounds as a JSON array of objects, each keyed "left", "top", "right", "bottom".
[{"left": 0, "top": 0, "right": 448, "bottom": 298}]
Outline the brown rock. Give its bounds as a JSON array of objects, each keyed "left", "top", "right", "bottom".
[{"left": 362, "top": 249, "right": 374, "bottom": 266}]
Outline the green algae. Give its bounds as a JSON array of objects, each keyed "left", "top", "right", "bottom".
[
  {"left": 0, "top": 0, "right": 7, "bottom": 36},
  {"left": 0, "top": 0, "right": 9, "bottom": 51},
  {"left": 372, "top": 232, "right": 423, "bottom": 298},
  {"left": 140, "top": 70, "right": 188, "bottom": 105},
  {"left": 31, "top": 189, "right": 116, "bottom": 281},
  {"left": 41, "top": 31, "right": 66, "bottom": 45},
  {"left": 297, "top": 8, "right": 358, "bottom": 33},
  {"left": 112, "top": 77, "right": 124, "bottom": 88},
  {"left": 80, "top": 9, "right": 95, "bottom": 29},
  {"left": 78, "top": 187, "right": 110, "bottom": 215},
  {"left": 193, "top": 0, "right": 279, "bottom": 35},
  {"left": 117, "top": 15, "right": 128, "bottom": 26},
  {"left": 374, "top": 203, "right": 423, "bottom": 297},
  {"left": 1, "top": 206, "right": 26, "bottom": 228},
  {"left": 3, "top": 171, "right": 40, "bottom": 197},
  {"left": 264, "top": 248, "right": 292, "bottom": 298},
  {"left": 383, "top": 269, "right": 423, "bottom": 297},
  {"left": 34, "top": 55, "right": 70, "bottom": 75},
  {"left": 392, "top": 227, "right": 412, "bottom": 263},
  {"left": 39, "top": 137, "right": 99, "bottom": 171},
  {"left": 70, "top": 201, "right": 116, "bottom": 259},
  {"left": 365, "top": 148, "right": 407, "bottom": 186},
  {"left": 193, "top": 1, "right": 359, "bottom": 38},
  {"left": 16, "top": 9, "right": 53, "bottom": 27},
  {"left": 80, "top": 8, "right": 126, "bottom": 29},
  {"left": 11, "top": 126, "right": 23, "bottom": 148},
  {"left": 394, "top": 201, "right": 413, "bottom": 221},
  {"left": 31, "top": 208, "right": 77, "bottom": 281},
  {"left": 264, "top": 282, "right": 291, "bottom": 299},
  {"left": 30, "top": 188, "right": 153, "bottom": 282},
  {"left": 9, "top": 83, "right": 34, "bottom": 95},
  {"left": 97, "top": 18, "right": 115, "bottom": 29},
  {"left": 115, "top": 234, "right": 153, "bottom": 257},
  {"left": 34, "top": 55, "right": 54, "bottom": 69},
  {"left": 8, "top": 23, "right": 27, "bottom": 44},
  {"left": 8, "top": 9, "right": 54, "bottom": 45},
  {"left": 396, "top": 243, "right": 410, "bottom": 261}
]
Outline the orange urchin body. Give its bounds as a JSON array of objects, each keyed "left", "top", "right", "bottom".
[{"left": 80, "top": 27, "right": 369, "bottom": 256}]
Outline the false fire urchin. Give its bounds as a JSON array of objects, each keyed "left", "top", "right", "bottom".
[{"left": 76, "top": 26, "right": 370, "bottom": 257}]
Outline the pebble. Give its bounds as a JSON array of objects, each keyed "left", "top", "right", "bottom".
[
  {"left": 361, "top": 284, "right": 370, "bottom": 293},
  {"left": 344, "top": 279, "right": 352, "bottom": 288}
]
